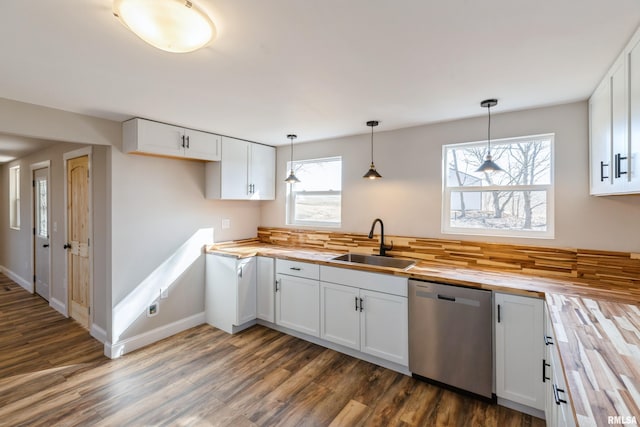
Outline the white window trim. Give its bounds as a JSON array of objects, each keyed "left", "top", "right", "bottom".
[
  {"left": 9, "top": 165, "right": 20, "bottom": 230},
  {"left": 286, "top": 156, "right": 342, "bottom": 228},
  {"left": 442, "top": 133, "right": 555, "bottom": 239}
]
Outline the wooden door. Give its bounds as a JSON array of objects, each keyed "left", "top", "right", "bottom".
[
  {"left": 33, "top": 167, "right": 50, "bottom": 300},
  {"left": 67, "top": 155, "right": 90, "bottom": 329}
]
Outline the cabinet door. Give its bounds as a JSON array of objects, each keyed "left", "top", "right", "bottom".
[
  {"left": 320, "top": 282, "right": 360, "bottom": 350},
  {"left": 136, "top": 119, "right": 185, "bottom": 157},
  {"left": 236, "top": 257, "right": 257, "bottom": 325},
  {"left": 629, "top": 37, "right": 640, "bottom": 192},
  {"left": 205, "top": 254, "right": 238, "bottom": 334},
  {"left": 360, "top": 289, "right": 408, "bottom": 366},
  {"left": 220, "top": 137, "right": 250, "bottom": 199},
  {"left": 184, "top": 128, "right": 221, "bottom": 161},
  {"left": 249, "top": 143, "right": 276, "bottom": 200},
  {"left": 611, "top": 56, "right": 629, "bottom": 189},
  {"left": 275, "top": 274, "right": 319, "bottom": 337},
  {"left": 590, "top": 79, "right": 612, "bottom": 194},
  {"left": 257, "top": 257, "right": 275, "bottom": 322},
  {"left": 495, "top": 293, "right": 545, "bottom": 410}
]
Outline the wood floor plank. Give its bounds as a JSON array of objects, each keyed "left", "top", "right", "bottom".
[{"left": 0, "top": 273, "right": 545, "bottom": 426}]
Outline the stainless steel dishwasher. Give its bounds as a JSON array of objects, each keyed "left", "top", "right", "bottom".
[{"left": 408, "top": 279, "right": 493, "bottom": 399}]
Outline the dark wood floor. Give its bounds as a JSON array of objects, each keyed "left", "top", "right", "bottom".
[{"left": 0, "top": 273, "right": 545, "bottom": 426}]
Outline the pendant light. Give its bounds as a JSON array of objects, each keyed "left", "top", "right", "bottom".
[
  {"left": 113, "top": 0, "right": 217, "bottom": 53},
  {"left": 475, "top": 99, "right": 504, "bottom": 173},
  {"left": 284, "top": 134, "right": 300, "bottom": 184},
  {"left": 363, "top": 120, "right": 382, "bottom": 179}
]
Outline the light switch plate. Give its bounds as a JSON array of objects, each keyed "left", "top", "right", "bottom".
[{"left": 222, "top": 219, "right": 231, "bottom": 229}]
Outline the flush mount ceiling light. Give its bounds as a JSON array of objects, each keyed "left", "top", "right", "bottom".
[
  {"left": 113, "top": 0, "right": 216, "bottom": 53},
  {"left": 363, "top": 120, "right": 382, "bottom": 179},
  {"left": 476, "top": 99, "right": 504, "bottom": 173},
  {"left": 284, "top": 134, "right": 300, "bottom": 184}
]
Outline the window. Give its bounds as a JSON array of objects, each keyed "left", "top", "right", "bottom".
[
  {"left": 442, "top": 134, "right": 554, "bottom": 238},
  {"left": 36, "top": 176, "right": 48, "bottom": 238},
  {"left": 286, "top": 157, "right": 342, "bottom": 227},
  {"left": 9, "top": 166, "right": 20, "bottom": 230}
]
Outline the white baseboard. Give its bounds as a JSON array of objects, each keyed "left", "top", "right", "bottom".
[
  {"left": 90, "top": 323, "right": 107, "bottom": 344},
  {"left": 105, "top": 312, "right": 205, "bottom": 359},
  {"left": 49, "top": 297, "right": 68, "bottom": 317},
  {"left": 256, "top": 319, "right": 412, "bottom": 376},
  {"left": 0, "top": 265, "right": 33, "bottom": 292},
  {"left": 497, "top": 398, "right": 545, "bottom": 419}
]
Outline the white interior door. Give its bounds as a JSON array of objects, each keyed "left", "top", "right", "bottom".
[{"left": 33, "top": 167, "right": 50, "bottom": 301}]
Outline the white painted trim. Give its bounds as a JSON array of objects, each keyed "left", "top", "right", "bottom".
[
  {"left": 90, "top": 323, "right": 107, "bottom": 344},
  {"left": 498, "top": 397, "right": 545, "bottom": 419},
  {"left": 62, "top": 147, "right": 93, "bottom": 330},
  {"left": 105, "top": 312, "right": 205, "bottom": 359},
  {"left": 50, "top": 297, "right": 68, "bottom": 316},
  {"left": 0, "top": 265, "right": 33, "bottom": 292},
  {"left": 30, "top": 161, "right": 51, "bottom": 302}
]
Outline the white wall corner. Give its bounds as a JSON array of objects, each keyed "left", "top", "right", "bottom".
[
  {"left": 105, "top": 312, "right": 205, "bottom": 359},
  {"left": 90, "top": 323, "right": 107, "bottom": 344},
  {"left": 0, "top": 265, "right": 33, "bottom": 293},
  {"left": 49, "top": 297, "right": 68, "bottom": 317}
]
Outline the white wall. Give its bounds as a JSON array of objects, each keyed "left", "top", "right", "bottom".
[{"left": 262, "top": 101, "right": 640, "bottom": 252}]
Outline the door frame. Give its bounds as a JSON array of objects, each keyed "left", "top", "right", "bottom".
[
  {"left": 30, "top": 160, "right": 51, "bottom": 302},
  {"left": 63, "top": 147, "right": 93, "bottom": 327}
]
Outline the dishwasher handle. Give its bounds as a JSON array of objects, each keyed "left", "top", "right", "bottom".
[{"left": 437, "top": 294, "right": 456, "bottom": 302}]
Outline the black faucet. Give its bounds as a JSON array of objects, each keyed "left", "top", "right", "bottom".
[{"left": 368, "top": 218, "right": 393, "bottom": 256}]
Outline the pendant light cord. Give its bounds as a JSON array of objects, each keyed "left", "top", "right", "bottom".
[
  {"left": 370, "top": 125, "right": 374, "bottom": 164},
  {"left": 487, "top": 105, "right": 491, "bottom": 156}
]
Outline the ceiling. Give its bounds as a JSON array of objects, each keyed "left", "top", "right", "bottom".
[{"left": 1, "top": 0, "right": 639, "bottom": 149}]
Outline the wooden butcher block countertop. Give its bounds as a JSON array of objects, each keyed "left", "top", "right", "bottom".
[{"left": 206, "top": 240, "right": 640, "bottom": 426}]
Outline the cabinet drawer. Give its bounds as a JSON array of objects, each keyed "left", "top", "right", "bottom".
[
  {"left": 276, "top": 259, "right": 320, "bottom": 280},
  {"left": 320, "top": 266, "right": 407, "bottom": 297}
]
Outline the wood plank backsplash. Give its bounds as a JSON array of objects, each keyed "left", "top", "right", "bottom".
[{"left": 257, "top": 227, "right": 640, "bottom": 288}]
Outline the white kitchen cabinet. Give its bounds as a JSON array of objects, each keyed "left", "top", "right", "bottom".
[
  {"left": 319, "top": 266, "right": 408, "bottom": 366},
  {"left": 275, "top": 259, "right": 320, "bottom": 337},
  {"left": 544, "top": 306, "right": 576, "bottom": 427},
  {"left": 319, "top": 282, "right": 408, "bottom": 366},
  {"left": 494, "top": 293, "right": 545, "bottom": 411},
  {"left": 589, "top": 25, "right": 640, "bottom": 195},
  {"left": 123, "top": 118, "right": 221, "bottom": 161},
  {"left": 359, "top": 289, "right": 408, "bottom": 365},
  {"left": 205, "top": 254, "right": 256, "bottom": 334},
  {"left": 256, "top": 256, "right": 275, "bottom": 323},
  {"left": 205, "top": 137, "right": 275, "bottom": 200}
]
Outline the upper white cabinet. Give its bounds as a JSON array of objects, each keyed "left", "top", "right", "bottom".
[
  {"left": 494, "top": 293, "right": 545, "bottom": 411},
  {"left": 123, "top": 118, "right": 221, "bottom": 161},
  {"left": 589, "top": 26, "right": 640, "bottom": 195},
  {"left": 205, "top": 136, "right": 276, "bottom": 200},
  {"left": 205, "top": 254, "right": 257, "bottom": 334}
]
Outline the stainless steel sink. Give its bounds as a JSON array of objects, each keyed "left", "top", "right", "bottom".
[{"left": 331, "top": 253, "right": 415, "bottom": 270}]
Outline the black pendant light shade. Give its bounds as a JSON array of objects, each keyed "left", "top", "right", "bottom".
[
  {"left": 363, "top": 120, "right": 382, "bottom": 179},
  {"left": 284, "top": 134, "right": 300, "bottom": 184},
  {"left": 476, "top": 99, "right": 504, "bottom": 173}
]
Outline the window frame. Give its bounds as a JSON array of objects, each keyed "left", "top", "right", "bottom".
[
  {"left": 442, "top": 134, "right": 555, "bottom": 239},
  {"left": 9, "top": 165, "right": 20, "bottom": 230},
  {"left": 286, "top": 156, "right": 342, "bottom": 228}
]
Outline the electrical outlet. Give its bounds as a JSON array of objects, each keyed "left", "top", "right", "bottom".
[
  {"left": 147, "top": 302, "right": 159, "bottom": 317},
  {"left": 160, "top": 288, "right": 168, "bottom": 299},
  {"left": 222, "top": 219, "right": 231, "bottom": 229}
]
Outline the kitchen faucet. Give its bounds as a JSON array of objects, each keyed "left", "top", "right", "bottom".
[{"left": 368, "top": 218, "right": 393, "bottom": 256}]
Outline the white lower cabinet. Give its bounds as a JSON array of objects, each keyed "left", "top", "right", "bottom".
[
  {"left": 320, "top": 266, "right": 408, "bottom": 366},
  {"left": 256, "top": 257, "right": 275, "bottom": 323},
  {"left": 275, "top": 259, "right": 320, "bottom": 337},
  {"left": 494, "top": 292, "right": 545, "bottom": 411},
  {"left": 544, "top": 306, "right": 576, "bottom": 427},
  {"left": 205, "top": 254, "right": 256, "bottom": 334}
]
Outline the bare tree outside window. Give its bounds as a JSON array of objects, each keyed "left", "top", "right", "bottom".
[{"left": 443, "top": 134, "right": 554, "bottom": 238}]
